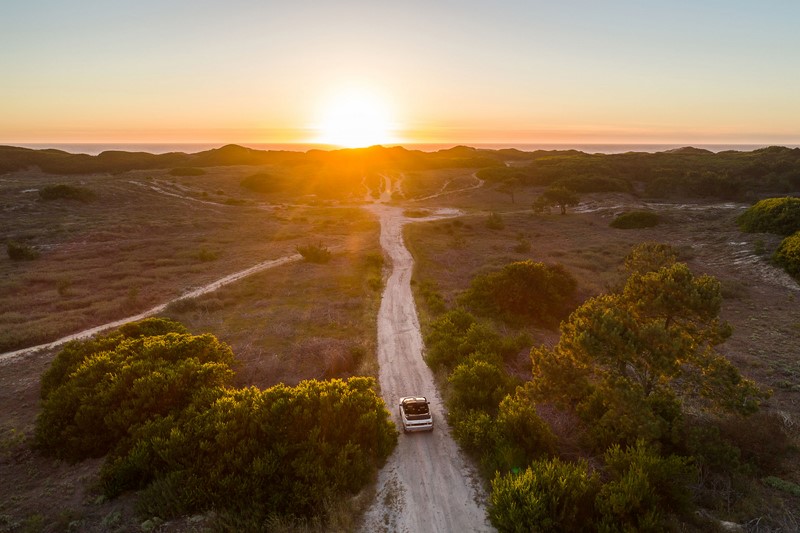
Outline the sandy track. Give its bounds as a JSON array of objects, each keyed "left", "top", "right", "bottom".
[
  {"left": 0, "top": 254, "right": 301, "bottom": 364},
  {"left": 360, "top": 204, "right": 493, "bottom": 532}
]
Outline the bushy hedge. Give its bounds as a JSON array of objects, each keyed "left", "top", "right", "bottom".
[
  {"left": 104, "top": 377, "right": 397, "bottom": 520},
  {"left": 36, "top": 318, "right": 397, "bottom": 523},
  {"left": 737, "top": 196, "right": 800, "bottom": 236},
  {"left": 240, "top": 172, "right": 286, "bottom": 193},
  {"left": 773, "top": 231, "right": 800, "bottom": 279},
  {"left": 6, "top": 240, "right": 39, "bottom": 261},
  {"left": 169, "top": 167, "right": 205, "bottom": 176},
  {"left": 36, "top": 328, "right": 234, "bottom": 460},
  {"left": 460, "top": 260, "right": 577, "bottom": 326},
  {"left": 610, "top": 210, "right": 660, "bottom": 229},
  {"left": 38, "top": 183, "right": 97, "bottom": 203}
]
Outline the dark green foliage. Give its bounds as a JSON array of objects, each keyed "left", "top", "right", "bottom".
[
  {"left": 6, "top": 240, "right": 39, "bottom": 261},
  {"left": 533, "top": 186, "right": 580, "bottom": 215},
  {"left": 168, "top": 167, "right": 205, "bottom": 176},
  {"left": 597, "top": 441, "right": 696, "bottom": 531},
  {"left": 610, "top": 210, "right": 660, "bottom": 229},
  {"left": 448, "top": 358, "right": 514, "bottom": 415},
  {"left": 624, "top": 242, "right": 678, "bottom": 275},
  {"left": 296, "top": 242, "right": 332, "bottom": 263},
  {"left": 774, "top": 231, "right": 800, "bottom": 279},
  {"left": 737, "top": 196, "right": 800, "bottom": 236},
  {"left": 107, "top": 378, "right": 396, "bottom": 520},
  {"left": 424, "top": 308, "right": 525, "bottom": 370},
  {"left": 489, "top": 458, "right": 601, "bottom": 532},
  {"left": 240, "top": 172, "right": 286, "bottom": 193},
  {"left": 38, "top": 183, "right": 96, "bottom": 202},
  {"left": 40, "top": 318, "right": 188, "bottom": 399},
  {"left": 461, "top": 260, "right": 577, "bottom": 326},
  {"left": 531, "top": 263, "right": 767, "bottom": 449},
  {"left": 35, "top": 331, "right": 235, "bottom": 461},
  {"left": 486, "top": 211, "right": 505, "bottom": 230},
  {"left": 494, "top": 392, "right": 558, "bottom": 466},
  {"left": 553, "top": 175, "right": 632, "bottom": 193}
]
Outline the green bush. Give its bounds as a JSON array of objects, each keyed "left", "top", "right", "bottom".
[
  {"left": 35, "top": 331, "right": 234, "bottom": 461},
  {"left": 240, "top": 172, "right": 286, "bottom": 193},
  {"left": 424, "top": 308, "right": 524, "bottom": 370},
  {"left": 6, "top": 240, "right": 39, "bottom": 261},
  {"left": 461, "top": 260, "right": 577, "bottom": 326},
  {"left": 774, "top": 231, "right": 800, "bottom": 279},
  {"left": 610, "top": 210, "right": 660, "bottom": 229},
  {"left": 38, "top": 183, "right": 96, "bottom": 203},
  {"left": 486, "top": 212, "right": 505, "bottom": 230},
  {"left": 108, "top": 378, "right": 397, "bottom": 520},
  {"left": 448, "top": 358, "right": 514, "bottom": 415},
  {"left": 39, "top": 317, "right": 188, "bottom": 399},
  {"left": 169, "top": 167, "right": 205, "bottom": 176},
  {"left": 490, "top": 458, "right": 600, "bottom": 532},
  {"left": 495, "top": 392, "right": 557, "bottom": 465},
  {"left": 596, "top": 440, "right": 696, "bottom": 530},
  {"left": 737, "top": 196, "right": 800, "bottom": 235},
  {"left": 296, "top": 242, "right": 332, "bottom": 263}
]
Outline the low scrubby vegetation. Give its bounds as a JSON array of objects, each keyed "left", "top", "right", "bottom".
[
  {"left": 168, "top": 167, "right": 205, "bottom": 176},
  {"left": 774, "top": 231, "right": 800, "bottom": 279},
  {"left": 35, "top": 318, "right": 397, "bottom": 526},
  {"left": 460, "top": 260, "right": 577, "bottom": 327},
  {"left": 421, "top": 243, "right": 788, "bottom": 531},
  {"left": 737, "top": 196, "right": 800, "bottom": 236},
  {"left": 297, "top": 242, "right": 332, "bottom": 263},
  {"left": 610, "top": 210, "right": 660, "bottom": 229},
  {"left": 38, "top": 183, "right": 96, "bottom": 203},
  {"left": 6, "top": 240, "right": 39, "bottom": 261}
]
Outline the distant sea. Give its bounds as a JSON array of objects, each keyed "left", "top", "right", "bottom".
[{"left": 9, "top": 142, "right": 800, "bottom": 156}]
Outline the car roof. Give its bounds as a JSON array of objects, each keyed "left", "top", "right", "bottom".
[{"left": 400, "top": 396, "right": 428, "bottom": 403}]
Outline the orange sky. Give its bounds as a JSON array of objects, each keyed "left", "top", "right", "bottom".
[{"left": 2, "top": 1, "right": 799, "bottom": 146}]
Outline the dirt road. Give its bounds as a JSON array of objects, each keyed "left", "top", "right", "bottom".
[{"left": 360, "top": 203, "right": 493, "bottom": 532}]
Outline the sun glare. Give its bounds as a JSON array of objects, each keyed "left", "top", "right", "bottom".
[{"left": 314, "top": 89, "right": 396, "bottom": 148}]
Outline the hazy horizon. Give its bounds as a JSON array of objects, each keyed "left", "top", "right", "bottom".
[{"left": 2, "top": 1, "right": 799, "bottom": 147}]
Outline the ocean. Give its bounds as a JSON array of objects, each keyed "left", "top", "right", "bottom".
[{"left": 8, "top": 142, "right": 799, "bottom": 156}]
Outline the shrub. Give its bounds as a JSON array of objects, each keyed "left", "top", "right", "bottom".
[
  {"left": 296, "top": 242, "right": 332, "bottom": 263},
  {"left": 486, "top": 212, "right": 505, "bottom": 230},
  {"left": 38, "top": 184, "right": 96, "bottom": 202},
  {"left": 774, "top": 231, "right": 800, "bottom": 279},
  {"left": 596, "top": 440, "right": 696, "bottom": 530},
  {"left": 240, "top": 172, "right": 286, "bottom": 193},
  {"left": 40, "top": 317, "right": 188, "bottom": 399},
  {"left": 461, "top": 260, "right": 577, "bottom": 326},
  {"left": 109, "top": 378, "right": 397, "bottom": 521},
  {"left": 737, "top": 196, "right": 800, "bottom": 235},
  {"left": 424, "top": 308, "right": 523, "bottom": 370},
  {"left": 169, "top": 167, "right": 205, "bottom": 176},
  {"left": 610, "top": 210, "right": 660, "bottom": 229},
  {"left": 490, "top": 458, "right": 600, "bottom": 532},
  {"left": 36, "top": 331, "right": 234, "bottom": 461},
  {"left": 624, "top": 242, "right": 677, "bottom": 275},
  {"left": 448, "top": 358, "right": 514, "bottom": 415},
  {"left": 494, "top": 392, "right": 558, "bottom": 467},
  {"left": 6, "top": 240, "right": 39, "bottom": 261}
]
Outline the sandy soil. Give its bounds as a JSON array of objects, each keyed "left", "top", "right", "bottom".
[{"left": 359, "top": 202, "right": 493, "bottom": 532}]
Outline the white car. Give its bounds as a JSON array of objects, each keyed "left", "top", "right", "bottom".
[{"left": 399, "top": 396, "right": 433, "bottom": 433}]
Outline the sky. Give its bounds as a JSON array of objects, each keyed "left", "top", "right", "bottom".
[{"left": 2, "top": 0, "right": 799, "bottom": 146}]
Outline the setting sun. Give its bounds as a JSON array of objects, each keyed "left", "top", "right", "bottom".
[{"left": 314, "top": 88, "right": 397, "bottom": 148}]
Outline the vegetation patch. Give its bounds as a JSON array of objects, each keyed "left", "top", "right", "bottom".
[
  {"left": 610, "top": 210, "right": 660, "bottom": 229},
  {"left": 460, "top": 260, "right": 577, "bottom": 326},
  {"left": 773, "top": 231, "right": 800, "bottom": 279},
  {"left": 6, "top": 240, "right": 40, "bottom": 261},
  {"left": 168, "top": 167, "right": 206, "bottom": 176},
  {"left": 35, "top": 318, "right": 397, "bottom": 526},
  {"left": 297, "top": 242, "right": 332, "bottom": 263},
  {"left": 38, "top": 184, "right": 97, "bottom": 203},
  {"left": 240, "top": 172, "right": 286, "bottom": 194},
  {"left": 737, "top": 196, "right": 800, "bottom": 236}
]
